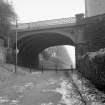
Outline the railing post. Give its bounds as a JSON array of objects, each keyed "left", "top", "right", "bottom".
[
  {"left": 29, "top": 64, "right": 31, "bottom": 72},
  {"left": 42, "top": 64, "right": 44, "bottom": 73},
  {"left": 55, "top": 64, "right": 58, "bottom": 73},
  {"left": 71, "top": 65, "right": 73, "bottom": 74},
  {"left": 15, "top": 18, "right": 18, "bottom": 73}
]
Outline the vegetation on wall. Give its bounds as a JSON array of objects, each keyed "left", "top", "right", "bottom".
[{"left": 0, "top": 0, "right": 16, "bottom": 42}]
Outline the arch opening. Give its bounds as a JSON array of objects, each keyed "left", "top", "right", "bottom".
[
  {"left": 14, "top": 32, "right": 75, "bottom": 70},
  {"left": 39, "top": 45, "right": 75, "bottom": 70}
]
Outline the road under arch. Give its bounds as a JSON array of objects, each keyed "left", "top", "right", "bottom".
[{"left": 16, "top": 32, "right": 75, "bottom": 68}]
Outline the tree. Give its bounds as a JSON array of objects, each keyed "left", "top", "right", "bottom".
[{"left": 0, "top": 0, "right": 16, "bottom": 44}]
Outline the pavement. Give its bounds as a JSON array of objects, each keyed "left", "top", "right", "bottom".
[{"left": 0, "top": 64, "right": 105, "bottom": 105}]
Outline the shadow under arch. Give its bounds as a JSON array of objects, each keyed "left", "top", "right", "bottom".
[{"left": 14, "top": 32, "right": 75, "bottom": 68}]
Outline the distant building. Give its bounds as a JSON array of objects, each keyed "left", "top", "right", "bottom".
[
  {"left": 39, "top": 45, "right": 73, "bottom": 69},
  {"left": 85, "top": 0, "right": 105, "bottom": 17}
]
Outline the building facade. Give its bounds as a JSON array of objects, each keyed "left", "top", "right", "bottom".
[
  {"left": 85, "top": 0, "right": 105, "bottom": 17},
  {"left": 39, "top": 45, "right": 73, "bottom": 69}
]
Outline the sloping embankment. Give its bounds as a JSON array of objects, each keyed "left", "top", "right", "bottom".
[{"left": 77, "top": 48, "right": 105, "bottom": 91}]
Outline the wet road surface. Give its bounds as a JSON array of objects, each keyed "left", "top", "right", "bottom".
[{"left": 0, "top": 70, "right": 105, "bottom": 105}]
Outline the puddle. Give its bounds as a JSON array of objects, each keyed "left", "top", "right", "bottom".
[
  {"left": 0, "top": 82, "right": 35, "bottom": 105},
  {"left": 0, "top": 72, "right": 105, "bottom": 105},
  {"left": 13, "top": 82, "right": 34, "bottom": 92},
  {"left": 41, "top": 102, "right": 55, "bottom": 105},
  {"left": 42, "top": 78, "right": 105, "bottom": 105},
  {"left": 0, "top": 96, "right": 9, "bottom": 104},
  {"left": 42, "top": 79, "right": 80, "bottom": 105}
]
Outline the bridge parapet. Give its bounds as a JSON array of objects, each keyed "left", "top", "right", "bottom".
[
  {"left": 10, "top": 13, "right": 105, "bottom": 32},
  {"left": 76, "top": 13, "right": 105, "bottom": 25},
  {"left": 11, "top": 17, "right": 76, "bottom": 31}
]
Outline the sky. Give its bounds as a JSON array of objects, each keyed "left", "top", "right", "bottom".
[
  {"left": 9, "top": 0, "right": 85, "bottom": 23},
  {"left": 8, "top": 0, "right": 85, "bottom": 67}
]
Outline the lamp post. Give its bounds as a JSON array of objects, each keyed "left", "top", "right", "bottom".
[{"left": 15, "top": 17, "right": 18, "bottom": 73}]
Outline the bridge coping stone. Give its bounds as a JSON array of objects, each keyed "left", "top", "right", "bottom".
[
  {"left": 11, "top": 17, "right": 76, "bottom": 31},
  {"left": 10, "top": 13, "right": 105, "bottom": 32}
]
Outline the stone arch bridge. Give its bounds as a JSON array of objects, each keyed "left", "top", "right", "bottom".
[{"left": 8, "top": 14, "right": 105, "bottom": 68}]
